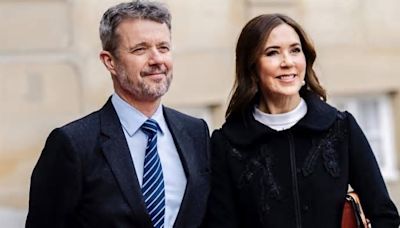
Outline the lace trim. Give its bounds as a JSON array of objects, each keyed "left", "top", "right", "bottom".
[
  {"left": 302, "top": 112, "right": 347, "bottom": 177},
  {"left": 226, "top": 112, "right": 348, "bottom": 219},
  {"left": 230, "top": 145, "right": 281, "bottom": 218}
]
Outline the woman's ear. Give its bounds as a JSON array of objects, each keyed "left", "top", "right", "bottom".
[{"left": 99, "top": 50, "right": 117, "bottom": 75}]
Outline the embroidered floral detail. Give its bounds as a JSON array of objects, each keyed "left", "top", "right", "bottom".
[
  {"left": 302, "top": 113, "right": 348, "bottom": 177},
  {"left": 230, "top": 147, "right": 246, "bottom": 161},
  {"left": 322, "top": 139, "right": 340, "bottom": 177},
  {"left": 302, "top": 138, "right": 320, "bottom": 176},
  {"left": 229, "top": 144, "right": 281, "bottom": 217}
]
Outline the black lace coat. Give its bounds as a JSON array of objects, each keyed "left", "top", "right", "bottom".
[{"left": 203, "top": 93, "right": 400, "bottom": 228}]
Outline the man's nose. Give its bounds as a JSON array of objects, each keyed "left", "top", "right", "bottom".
[{"left": 148, "top": 48, "right": 163, "bottom": 65}]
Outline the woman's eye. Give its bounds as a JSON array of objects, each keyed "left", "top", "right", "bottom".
[
  {"left": 265, "top": 50, "right": 278, "bottom": 56},
  {"left": 291, "top": 47, "right": 302, "bottom": 53}
]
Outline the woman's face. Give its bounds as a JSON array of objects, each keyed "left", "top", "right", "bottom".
[{"left": 256, "top": 23, "right": 306, "bottom": 99}]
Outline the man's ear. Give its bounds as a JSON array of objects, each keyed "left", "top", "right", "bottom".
[{"left": 100, "top": 50, "right": 117, "bottom": 75}]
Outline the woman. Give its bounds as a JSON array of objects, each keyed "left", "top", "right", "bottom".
[{"left": 203, "top": 14, "right": 400, "bottom": 227}]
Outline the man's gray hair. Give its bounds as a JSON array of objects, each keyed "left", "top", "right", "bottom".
[{"left": 99, "top": 0, "right": 171, "bottom": 55}]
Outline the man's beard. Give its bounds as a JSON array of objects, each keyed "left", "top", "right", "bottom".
[{"left": 116, "top": 66, "right": 172, "bottom": 101}]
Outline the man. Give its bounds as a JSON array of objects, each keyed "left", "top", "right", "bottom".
[{"left": 26, "top": 1, "right": 210, "bottom": 227}]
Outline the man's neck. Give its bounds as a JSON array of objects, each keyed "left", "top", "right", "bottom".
[{"left": 116, "top": 92, "right": 161, "bottom": 118}]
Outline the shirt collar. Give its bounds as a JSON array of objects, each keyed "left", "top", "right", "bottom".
[{"left": 111, "top": 93, "right": 166, "bottom": 137}]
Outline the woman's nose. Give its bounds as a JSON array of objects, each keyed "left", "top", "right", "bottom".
[{"left": 280, "top": 53, "right": 294, "bottom": 67}]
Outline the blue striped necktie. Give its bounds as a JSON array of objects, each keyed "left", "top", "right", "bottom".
[{"left": 140, "top": 119, "right": 165, "bottom": 228}]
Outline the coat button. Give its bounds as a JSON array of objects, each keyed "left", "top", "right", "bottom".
[
  {"left": 296, "top": 168, "right": 302, "bottom": 174},
  {"left": 303, "top": 205, "right": 309, "bottom": 212},
  {"left": 328, "top": 161, "right": 335, "bottom": 168}
]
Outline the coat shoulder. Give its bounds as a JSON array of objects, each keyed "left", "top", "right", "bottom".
[
  {"left": 163, "top": 106, "right": 208, "bottom": 128},
  {"left": 56, "top": 110, "right": 101, "bottom": 143},
  {"left": 48, "top": 104, "right": 108, "bottom": 155}
]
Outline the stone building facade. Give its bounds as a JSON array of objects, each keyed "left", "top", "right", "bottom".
[{"left": 1, "top": 0, "right": 399, "bottom": 226}]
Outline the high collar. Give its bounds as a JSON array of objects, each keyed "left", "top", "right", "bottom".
[{"left": 221, "top": 91, "right": 339, "bottom": 146}]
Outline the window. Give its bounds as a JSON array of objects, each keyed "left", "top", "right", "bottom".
[{"left": 330, "top": 94, "right": 398, "bottom": 181}]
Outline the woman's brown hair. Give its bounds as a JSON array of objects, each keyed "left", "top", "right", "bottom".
[{"left": 226, "top": 14, "right": 326, "bottom": 119}]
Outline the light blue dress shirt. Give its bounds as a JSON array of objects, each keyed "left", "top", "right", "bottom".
[{"left": 111, "top": 93, "right": 187, "bottom": 228}]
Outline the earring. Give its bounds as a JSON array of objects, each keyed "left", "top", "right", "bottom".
[{"left": 302, "top": 80, "right": 306, "bottom": 86}]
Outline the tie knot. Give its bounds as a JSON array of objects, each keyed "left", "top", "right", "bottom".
[{"left": 141, "top": 119, "right": 159, "bottom": 137}]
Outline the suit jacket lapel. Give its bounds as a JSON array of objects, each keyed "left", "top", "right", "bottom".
[
  {"left": 163, "top": 107, "right": 200, "bottom": 227},
  {"left": 99, "top": 99, "right": 152, "bottom": 227}
]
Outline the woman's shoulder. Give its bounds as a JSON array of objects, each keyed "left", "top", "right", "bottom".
[
  {"left": 210, "top": 128, "right": 224, "bottom": 141},
  {"left": 216, "top": 109, "right": 274, "bottom": 147}
]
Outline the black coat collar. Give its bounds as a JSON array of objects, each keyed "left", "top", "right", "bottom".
[{"left": 221, "top": 92, "right": 339, "bottom": 146}]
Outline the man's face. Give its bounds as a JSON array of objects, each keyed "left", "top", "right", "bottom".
[{"left": 112, "top": 19, "right": 173, "bottom": 102}]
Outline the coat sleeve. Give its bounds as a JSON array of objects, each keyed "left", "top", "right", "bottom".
[
  {"left": 347, "top": 112, "right": 400, "bottom": 228},
  {"left": 202, "top": 130, "right": 239, "bottom": 228},
  {"left": 26, "top": 128, "right": 82, "bottom": 228}
]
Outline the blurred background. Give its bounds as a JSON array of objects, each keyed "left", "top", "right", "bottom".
[{"left": 1, "top": 0, "right": 399, "bottom": 226}]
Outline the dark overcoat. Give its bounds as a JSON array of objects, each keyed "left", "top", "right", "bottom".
[{"left": 204, "top": 92, "right": 400, "bottom": 228}]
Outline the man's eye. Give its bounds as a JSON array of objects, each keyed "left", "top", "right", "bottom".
[
  {"left": 159, "top": 46, "right": 170, "bottom": 53},
  {"left": 132, "top": 48, "right": 146, "bottom": 54}
]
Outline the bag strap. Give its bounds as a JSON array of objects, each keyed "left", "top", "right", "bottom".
[{"left": 346, "top": 192, "right": 371, "bottom": 228}]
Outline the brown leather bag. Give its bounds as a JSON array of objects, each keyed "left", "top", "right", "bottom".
[{"left": 341, "top": 192, "right": 371, "bottom": 228}]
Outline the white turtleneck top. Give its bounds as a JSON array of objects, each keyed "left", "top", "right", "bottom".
[{"left": 253, "top": 98, "right": 308, "bottom": 131}]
